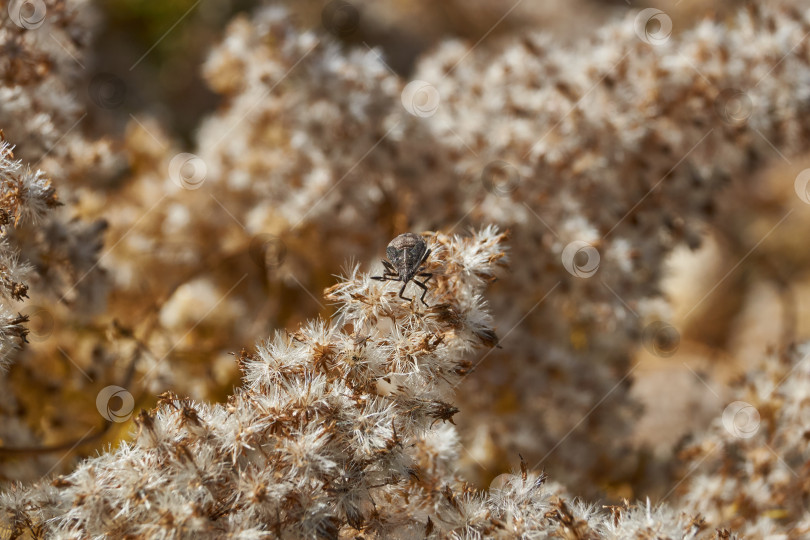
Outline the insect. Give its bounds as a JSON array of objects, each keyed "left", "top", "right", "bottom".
[{"left": 371, "top": 233, "right": 433, "bottom": 306}]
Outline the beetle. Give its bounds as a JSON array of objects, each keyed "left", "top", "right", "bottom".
[{"left": 371, "top": 233, "right": 433, "bottom": 306}]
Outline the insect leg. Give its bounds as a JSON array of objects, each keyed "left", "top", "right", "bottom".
[
  {"left": 412, "top": 278, "right": 430, "bottom": 306},
  {"left": 398, "top": 281, "right": 413, "bottom": 302}
]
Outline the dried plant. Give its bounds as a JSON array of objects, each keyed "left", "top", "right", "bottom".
[
  {"left": 0, "top": 0, "right": 111, "bottom": 484},
  {"left": 184, "top": 0, "right": 810, "bottom": 493},
  {"left": 0, "top": 228, "right": 510, "bottom": 537},
  {"left": 673, "top": 343, "right": 810, "bottom": 537},
  {"left": 3, "top": 0, "right": 810, "bottom": 538}
]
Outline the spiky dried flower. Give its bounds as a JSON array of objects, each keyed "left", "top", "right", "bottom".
[{"left": 0, "top": 228, "right": 509, "bottom": 537}]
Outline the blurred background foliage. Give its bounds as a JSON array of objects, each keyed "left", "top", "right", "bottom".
[{"left": 86, "top": 0, "right": 737, "bottom": 144}]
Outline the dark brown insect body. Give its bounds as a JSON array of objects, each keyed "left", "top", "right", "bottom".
[{"left": 371, "top": 233, "right": 433, "bottom": 306}]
